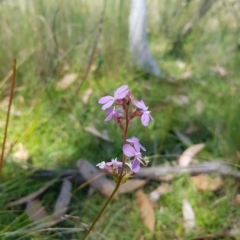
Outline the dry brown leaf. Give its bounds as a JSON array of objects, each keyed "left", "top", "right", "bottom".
[
  {"left": 7, "top": 178, "right": 59, "bottom": 207},
  {"left": 76, "top": 159, "right": 116, "bottom": 198},
  {"left": 118, "top": 179, "right": 147, "bottom": 194},
  {"left": 178, "top": 143, "right": 205, "bottom": 167},
  {"left": 182, "top": 199, "right": 195, "bottom": 232},
  {"left": 191, "top": 174, "right": 223, "bottom": 191},
  {"left": 82, "top": 88, "right": 93, "bottom": 103},
  {"left": 85, "top": 126, "right": 112, "bottom": 142},
  {"left": 234, "top": 194, "right": 240, "bottom": 205},
  {"left": 56, "top": 73, "right": 78, "bottom": 90},
  {"left": 13, "top": 143, "right": 29, "bottom": 163},
  {"left": 26, "top": 199, "right": 48, "bottom": 222},
  {"left": 136, "top": 189, "right": 155, "bottom": 233},
  {"left": 53, "top": 179, "right": 72, "bottom": 220},
  {"left": 149, "top": 183, "right": 172, "bottom": 203}
]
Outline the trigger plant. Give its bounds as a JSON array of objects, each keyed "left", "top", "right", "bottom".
[{"left": 82, "top": 85, "right": 153, "bottom": 239}]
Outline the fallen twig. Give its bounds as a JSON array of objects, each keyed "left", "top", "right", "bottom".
[
  {"left": 136, "top": 160, "right": 240, "bottom": 179},
  {"left": 31, "top": 161, "right": 240, "bottom": 183}
]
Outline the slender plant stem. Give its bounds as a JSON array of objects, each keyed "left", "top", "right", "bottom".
[
  {"left": 82, "top": 103, "right": 130, "bottom": 240},
  {"left": 0, "top": 59, "right": 16, "bottom": 173}
]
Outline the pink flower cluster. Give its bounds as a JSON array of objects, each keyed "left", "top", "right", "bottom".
[
  {"left": 98, "top": 85, "right": 153, "bottom": 126},
  {"left": 96, "top": 85, "right": 153, "bottom": 176}
]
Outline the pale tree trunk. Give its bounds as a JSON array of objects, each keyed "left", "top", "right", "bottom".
[{"left": 129, "top": 0, "right": 161, "bottom": 77}]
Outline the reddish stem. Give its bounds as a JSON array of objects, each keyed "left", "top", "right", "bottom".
[{"left": 0, "top": 59, "right": 16, "bottom": 173}]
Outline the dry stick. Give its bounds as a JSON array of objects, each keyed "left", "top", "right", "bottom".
[{"left": 0, "top": 59, "right": 16, "bottom": 173}]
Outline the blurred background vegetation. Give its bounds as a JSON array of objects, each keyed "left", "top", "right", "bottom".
[{"left": 0, "top": 0, "right": 240, "bottom": 239}]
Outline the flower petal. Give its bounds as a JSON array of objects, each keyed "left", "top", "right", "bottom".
[
  {"left": 141, "top": 112, "right": 150, "bottom": 126},
  {"left": 96, "top": 161, "right": 106, "bottom": 169},
  {"left": 98, "top": 96, "right": 114, "bottom": 104},
  {"left": 140, "top": 144, "right": 146, "bottom": 151},
  {"left": 131, "top": 159, "right": 140, "bottom": 173},
  {"left": 104, "top": 114, "right": 113, "bottom": 121},
  {"left": 135, "top": 100, "right": 147, "bottom": 110},
  {"left": 123, "top": 144, "right": 136, "bottom": 157},
  {"left": 115, "top": 90, "right": 128, "bottom": 99},
  {"left": 102, "top": 99, "right": 115, "bottom": 110},
  {"left": 126, "top": 138, "right": 134, "bottom": 144},
  {"left": 115, "top": 85, "right": 128, "bottom": 95}
]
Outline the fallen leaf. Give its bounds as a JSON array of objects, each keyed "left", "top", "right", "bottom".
[
  {"left": 191, "top": 174, "right": 223, "bottom": 191},
  {"left": 26, "top": 199, "right": 48, "bottom": 222},
  {"left": 82, "top": 88, "right": 93, "bottom": 103},
  {"left": 76, "top": 159, "right": 116, "bottom": 198},
  {"left": 234, "top": 194, "right": 240, "bottom": 205},
  {"left": 85, "top": 126, "right": 112, "bottom": 142},
  {"left": 182, "top": 199, "right": 195, "bottom": 232},
  {"left": 118, "top": 179, "right": 147, "bottom": 194},
  {"left": 136, "top": 189, "right": 155, "bottom": 233},
  {"left": 7, "top": 178, "right": 59, "bottom": 207},
  {"left": 56, "top": 73, "right": 78, "bottom": 90},
  {"left": 53, "top": 179, "right": 72, "bottom": 220},
  {"left": 13, "top": 143, "right": 29, "bottom": 163},
  {"left": 149, "top": 183, "right": 172, "bottom": 203},
  {"left": 178, "top": 143, "right": 205, "bottom": 167}
]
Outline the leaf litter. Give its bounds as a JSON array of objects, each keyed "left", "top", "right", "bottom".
[{"left": 136, "top": 189, "right": 155, "bottom": 233}]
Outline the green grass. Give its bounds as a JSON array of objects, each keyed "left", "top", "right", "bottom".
[{"left": 0, "top": 0, "right": 240, "bottom": 239}]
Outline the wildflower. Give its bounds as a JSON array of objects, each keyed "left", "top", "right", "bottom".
[
  {"left": 106, "top": 158, "right": 122, "bottom": 167},
  {"left": 135, "top": 100, "right": 154, "bottom": 126},
  {"left": 126, "top": 137, "right": 146, "bottom": 152},
  {"left": 96, "top": 158, "right": 122, "bottom": 173},
  {"left": 122, "top": 144, "right": 142, "bottom": 162},
  {"left": 96, "top": 161, "right": 111, "bottom": 172},
  {"left": 98, "top": 85, "right": 129, "bottom": 110},
  {"left": 105, "top": 107, "right": 121, "bottom": 122},
  {"left": 126, "top": 159, "right": 141, "bottom": 173}
]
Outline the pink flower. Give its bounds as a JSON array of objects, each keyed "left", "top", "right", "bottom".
[
  {"left": 126, "top": 159, "right": 141, "bottom": 173},
  {"left": 135, "top": 100, "right": 154, "bottom": 126},
  {"left": 106, "top": 158, "right": 122, "bottom": 167},
  {"left": 98, "top": 85, "right": 129, "bottom": 110},
  {"left": 96, "top": 158, "right": 122, "bottom": 173},
  {"left": 96, "top": 161, "right": 111, "bottom": 172},
  {"left": 122, "top": 144, "right": 142, "bottom": 162},
  {"left": 126, "top": 137, "right": 146, "bottom": 152},
  {"left": 105, "top": 107, "right": 121, "bottom": 122}
]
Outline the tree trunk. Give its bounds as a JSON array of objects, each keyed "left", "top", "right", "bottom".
[{"left": 129, "top": 0, "right": 161, "bottom": 77}]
